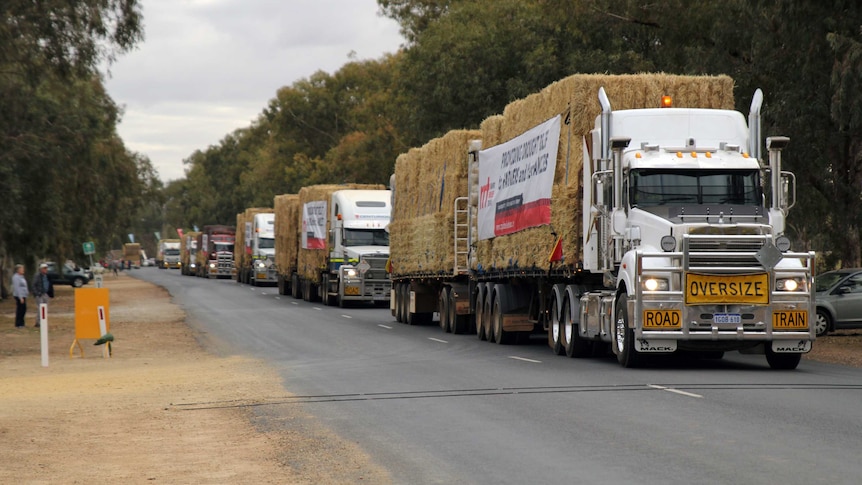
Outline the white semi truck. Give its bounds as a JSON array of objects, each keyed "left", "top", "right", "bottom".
[
  {"left": 296, "top": 186, "right": 391, "bottom": 306},
  {"left": 390, "top": 75, "right": 814, "bottom": 370},
  {"left": 249, "top": 212, "right": 277, "bottom": 286}
]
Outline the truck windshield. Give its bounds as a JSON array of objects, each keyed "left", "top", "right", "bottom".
[
  {"left": 344, "top": 228, "right": 389, "bottom": 246},
  {"left": 213, "top": 242, "right": 233, "bottom": 251},
  {"left": 630, "top": 169, "right": 761, "bottom": 207},
  {"left": 258, "top": 237, "right": 275, "bottom": 249},
  {"left": 165, "top": 249, "right": 180, "bottom": 256}
]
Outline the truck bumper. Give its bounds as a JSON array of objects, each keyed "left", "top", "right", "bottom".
[{"left": 341, "top": 279, "right": 391, "bottom": 302}]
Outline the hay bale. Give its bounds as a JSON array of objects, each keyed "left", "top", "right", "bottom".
[{"left": 274, "top": 194, "right": 300, "bottom": 275}]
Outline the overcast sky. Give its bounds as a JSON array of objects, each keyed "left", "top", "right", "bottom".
[{"left": 103, "top": 0, "right": 404, "bottom": 183}]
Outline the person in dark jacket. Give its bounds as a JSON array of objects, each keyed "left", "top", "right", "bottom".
[{"left": 32, "top": 263, "right": 54, "bottom": 327}]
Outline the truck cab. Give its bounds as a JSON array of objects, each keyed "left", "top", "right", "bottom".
[
  {"left": 579, "top": 89, "right": 814, "bottom": 368},
  {"left": 250, "top": 212, "right": 276, "bottom": 285},
  {"left": 327, "top": 189, "right": 391, "bottom": 305}
]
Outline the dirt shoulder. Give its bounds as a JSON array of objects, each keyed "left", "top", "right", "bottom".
[
  {"left": 1, "top": 273, "right": 860, "bottom": 483},
  {"left": 0, "top": 272, "right": 390, "bottom": 484}
]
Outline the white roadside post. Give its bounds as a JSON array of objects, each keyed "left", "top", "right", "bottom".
[
  {"left": 97, "top": 305, "right": 109, "bottom": 358},
  {"left": 39, "top": 303, "right": 48, "bottom": 367}
]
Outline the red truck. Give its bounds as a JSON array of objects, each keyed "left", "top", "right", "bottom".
[{"left": 197, "top": 225, "right": 236, "bottom": 279}]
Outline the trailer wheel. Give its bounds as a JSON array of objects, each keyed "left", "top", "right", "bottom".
[
  {"left": 291, "top": 274, "right": 301, "bottom": 299},
  {"left": 492, "top": 291, "right": 513, "bottom": 344},
  {"left": 475, "top": 285, "right": 487, "bottom": 340},
  {"left": 449, "top": 289, "right": 468, "bottom": 334},
  {"left": 483, "top": 289, "right": 495, "bottom": 342},
  {"left": 765, "top": 347, "right": 802, "bottom": 370},
  {"left": 614, "top": 293, "right": 644, "bottom": 368},
  {"left": 549, "top": 291, "right": 564, "bottom": 355},
  {"left": 438, "top": 287, "right": 451, "bottom": 333},
  {"left": 277, "top": 275, "right": 286, "bottom": 295},
  {"left": 564, "top": 295, "right": 592, "bottom": 358}
]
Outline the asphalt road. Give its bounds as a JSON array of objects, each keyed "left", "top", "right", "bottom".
[{"left": 134, "top": 268, "right": 862, "bottom": 485}]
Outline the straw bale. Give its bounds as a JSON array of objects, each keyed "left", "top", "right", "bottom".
[
  {"left": 296, "top": 183, "right": 386, "bottom": 282},
  {"left": 274, "top": 194, "right": 300, "bottom": 274}
]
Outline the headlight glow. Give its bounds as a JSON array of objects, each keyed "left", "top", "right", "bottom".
[
  {"left": 346, "top": 268, "right": 358, "bottom": 278},
  {"left": 777, "top": 277, "right": 805, "bottom": 292},
  {"left": 643, "top": 277, "right": 669, "bottom": 291}
]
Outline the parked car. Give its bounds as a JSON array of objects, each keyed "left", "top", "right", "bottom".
[
  {"left": 815, "top": 268, "right": 862, "bottom": 336},
  {"left": 44, "top": 261, "right": 91, "bottom": 288}
]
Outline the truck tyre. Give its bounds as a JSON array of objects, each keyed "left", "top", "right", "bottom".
[
  {"left": 549, "top": 291, "right": 564, "bottom": 355},
  {"left": 72, "top": 277, "right": 84, "bottom": 288},
  {"left": 438, "top": 287, "right": 451, "bottom": 333},
  {"left": 483, "top": 290, "right": 495, "bottom": 342},
  {"left": 291, "top": 274, "right": 301, "bottom": 299},
  {"left": 277, "top": 276, "right": 286, "bottom": 295},
  {"left": 564, "top": 295, "right": 592, "bottom": 358},
  {"left": 449, "top": 289, "right": 468, "bottom": 334},
  {"left": 475, "top": 285, "right": 487, "bottom": 340},
  {"left": 765, "top": 347, "right": 802, "bottom": 370},
  {"left": 491, "top": 291, "right": 513, "bottom": 344},
  {"left": 321, "top": 275, "right": 331, "bottom": 306},
  {"left": 399, "top": 283, "right": 410, "bottom": 323},
  {"left": 393, "top": 283, "right": 403, "bottom": 322},
  {"left": 614, "top": 293, "right": 644, "bottom": 368}
]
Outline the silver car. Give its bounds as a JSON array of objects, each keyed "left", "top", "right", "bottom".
[{"left": 815, "top": 268, "right": 862, "bottom": 336}]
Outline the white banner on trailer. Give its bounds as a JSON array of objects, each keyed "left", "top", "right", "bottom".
[
  {"left": 302, "top": 200, "right": 327, "bottom": 250},
  {"left": 477, "top": 115, "right": 561, "bottom": 241}
]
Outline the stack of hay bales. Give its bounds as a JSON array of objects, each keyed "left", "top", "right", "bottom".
[
  {"left": 234, "top": 207, "right": 273, "bottom": 274},
  {"left": 297, "top": 183, "right": 386, "bottom": 282},
  {"left": 274, "top": 194, "right": 300, "bottom": 276},
  {"left": 389, "top": 129, "right": 482, "bottom": 275},
  {"left": 475, "top": 73, "right": 735, "bottom": 271}
]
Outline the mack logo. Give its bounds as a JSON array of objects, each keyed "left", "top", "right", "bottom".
[
  {"left": 638, "top": 339, "right": 675, "bottom": 352},
  {"left": 775, "top": 340, "right": 809, "bottom": 352}
]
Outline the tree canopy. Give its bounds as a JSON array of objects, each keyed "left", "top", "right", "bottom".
[
  {"left": 141, "top": 1, "right": 862, "bottom": 269},
  {"left": 0, "top": 0, "right": 160, "bottom": 291}
]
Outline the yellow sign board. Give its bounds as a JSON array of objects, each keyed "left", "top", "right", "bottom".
[
  {"left": 643, "top": 309, "right": 682, "bottom": 329},
  {"left": 71, "top": 288, "right": 111, "bottom": 357},
  {"left": 685, "top": 273, "right": 769, "bottom": 305},
  {"left": 773, "top": 310, "right": 808, "bottom": 330}
]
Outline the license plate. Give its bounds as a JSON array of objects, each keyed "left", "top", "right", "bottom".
[
  {"left": 685, "top": 273, "right": 769, "bottom": 305},
  {"left": 713, "top": 313, "right": 741, "bottom": 324},
  {"left": 256, "top": 272, "right": 267, "bottom": 280},
  {"left": 344, "top": 285, "right": 360, "bottom": 296},
  {"left": 773, "top": 310, "right": 808, "bottom": 330},
  {"left": 643, "top": 309, "right": 682, "bottom": 329}
]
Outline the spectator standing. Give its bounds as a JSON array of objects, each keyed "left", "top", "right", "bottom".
[
  {"left": 32, "top": 263, "right": 54, "bottom": 327},
  {"left": 11, "top": 264, "right": 28, "bottom": 328}
]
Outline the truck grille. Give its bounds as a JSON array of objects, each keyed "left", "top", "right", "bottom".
[
  {"left": 684, "top": 234, "right": 766, "bottom": 269},
  {"left": 363, "top": 256, "right": 389, "bottom": 280}
]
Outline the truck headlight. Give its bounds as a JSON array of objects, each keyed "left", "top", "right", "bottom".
[
  {"left": 256, "top": 261, "right": 266, "bottom": 269},
  {"left": 642, "top": 277, "right": 669, "bottom": 291},
  {"left": 346, "top": 268, "right": 358, "bottom": 278},
  {"left": 777, "top": 277, "right": 806, "bottom": 292},
  {"left": 209, "top": 263, "right": 216, "bottom": 269}
]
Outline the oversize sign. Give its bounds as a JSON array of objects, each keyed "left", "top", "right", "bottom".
[
  {"left": 302, "top": 200, "right": 327, "bottom": 250},
  {"left": 477, "top": 115, "right": 561, "bottom": 240},
  {"left": 685, "top": 273, "right": 769, "bottom": 305}
]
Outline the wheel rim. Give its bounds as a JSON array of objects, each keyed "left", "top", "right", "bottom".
[
  {"left": 615, "top": 313, "right": 626, "bottom": 353},
  {"left": 551, "top": 299, "right": 561, "bottom": 345},
  {"left": 815, "top": 312, "right": 829, "bottom": 335},
  {"left": 564, "top": 300, "right": 574, "bottom": 344}
]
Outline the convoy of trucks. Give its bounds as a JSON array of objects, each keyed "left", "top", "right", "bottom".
[
  {"left": 140, "top": 73, "right": 813, "bottom": 370},
  {"left": 158, "top": 239, "right": 181, "bottom": 269},
  {"left": 387, "top": 73, "right": 814, "bottom": 370}
]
